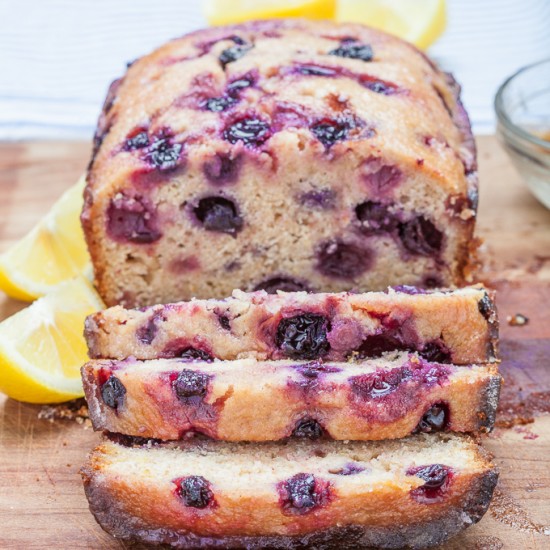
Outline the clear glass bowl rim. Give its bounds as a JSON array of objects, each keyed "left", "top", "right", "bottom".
[{"left": 494, "top": 57, "right": 550, "bottom": 152}]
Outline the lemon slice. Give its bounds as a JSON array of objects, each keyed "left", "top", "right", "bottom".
[
  {"left": 337, "top": 0, "right": 446, "bottom": 50},
  {"left": 0, "top": 277, "right": 104, "bottom": 404},
  {"left": 0, "top": 175, "right": 91, "bottom": 302},
  {"left": 205, "top": 0, "right": 337, "bottom": 26}
]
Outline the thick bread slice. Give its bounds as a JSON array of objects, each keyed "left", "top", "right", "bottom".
[
  {"left": 82, "top": 353, "right": 501, "bottom": 441},
  {"left": 82, "top": 434, "right": 498, "bottom": 549},
  {"left": 85, "top": 286, "right": 498, "bottom": 364}
]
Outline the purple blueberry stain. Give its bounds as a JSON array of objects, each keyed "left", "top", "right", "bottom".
[
  {"left": 399, "top": 217, "right": 443, "bottom": 256},
  {"left": 203, "top": 153, "right": 242, "bottom": 185},
  {"left": 351, "top": 367, "right": 413, "bottom": 399},
  {"left": 415, "top": 403, "right": 449, "bottom": 434},
  {"left": 329, "top": 41, "right": 373, "bottom": 62},
  {"left": 176, "top": 475, "right": 215, "bottom": 509},
  {"left": 351, "top": 333, "right": 407, "bottom": 359},
  {"left": 299, "top": 188, "right": 336, "bottom": 209},
  {"left": 292, "top": 418, "right": 324, "bottom": 439},
  {"left": 106, "top": 195, "right": 161, "bottom": 244},
  {"left": 101, "top": 375, "right": 126, "bottom": 410},
  {"left": 276, "top": 314, "right": 330, "bottom": 360},
  {"left": 253, "top": 277, "right": 310, "bottom": 294},
  {"left": 277, "top": 473, "right": 331, "bottom": 515},
  {"left": 136, "top": 312, "right": 164, "bottom": 345},
  {"left": 361, "top": 159, "right": 402, "bottom": 194},
  {"left": 295, "top": 362, "right": 341, "bottom": 379},
  {"left": 223, "top": 116, "right": 271, "bottom": 147},
  {"left": 173, "top": 369, "right": 212, "bottom": 400},
  {"left": 194, "top": 196, "right": 243, "bottom": 235},
  {"left": 317, "top": 241, "right": 373, "bottom": 280},
  {"left": 330, "top": 463, "right": 366, "bottom": 476}
]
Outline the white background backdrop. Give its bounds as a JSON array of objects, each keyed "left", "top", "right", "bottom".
[{"left": 1, "top": 0, "right": 549, "bottom": 139}]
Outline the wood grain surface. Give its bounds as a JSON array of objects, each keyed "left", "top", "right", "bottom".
[{"left": 0, "top": 136, "right": 549, "bottom": 549}]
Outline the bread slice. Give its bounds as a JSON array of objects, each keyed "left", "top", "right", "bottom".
[
  {"left": 85, "top": 286, "right": 498, "bottom": 365},
  {"left": 82, "top": 19, "right": 478, "bottom": 308},
  {"left": 82, "top": 353, "right": 500, "bottom": 441},
  {"left": 82, "top": 434, "right": 497, "bottom": 549}
]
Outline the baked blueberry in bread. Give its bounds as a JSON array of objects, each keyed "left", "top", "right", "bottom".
[
  {"left": 82, "top": 353, "right": 501, "bottom": 441},
  {"left": 82, "top": 19, "right": 478, "bottom": 308},
  {"left": 81, "top": 434, "right": 497, "bottom": 549},
  {"left": 85, "top": 286, "right": 498, "bottom": 365}
]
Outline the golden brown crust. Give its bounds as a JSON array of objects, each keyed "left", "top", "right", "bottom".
[
  {"left": 82, "top": 356, "right": 501, "bottom": 441},
  {"left": 82, "top": 19, "right": 478, "bottom": 307},
  {"left": 81, "top": 436, "right": 498, "bottom": 548},
  {"left": 85, "top": 287, "right": 499, "bottom": 365}
]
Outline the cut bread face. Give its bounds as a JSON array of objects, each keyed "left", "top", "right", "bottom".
[
  {"left": 85, "top": 286, "right": 498, "bottom": 365},
  {"left": 82, "top": 353, "right": 501, "bottom": 441},
  {"left": 82, "top": 434, "right": 497, "bottom": 548},
  {"left": 82, "top": 19, "right": 477, "bottom": 308}
]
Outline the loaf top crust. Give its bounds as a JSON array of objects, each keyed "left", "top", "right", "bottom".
[{"left": 85, "top": 18, "right": 475, "bottom": 201}]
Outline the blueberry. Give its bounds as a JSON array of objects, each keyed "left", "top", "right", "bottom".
[
  {"left": 415, "top": 403, "right": 449, "bottom": 433},
  {"left": 278, "top": 473, "right": 330, "bottom": 514},
  {"left": 106, "top": 196, "right": 161, "bottom": 244},
  {"left": 408, "top": 464, "right": 451, "bottom": 501},
  {"left": 253, "top": 277, "right": 309, "bottom": 294},
  {"left": 219, "top": 44, "right": 252, "bottom": 68},
  {"left": 125, "top": 131, "right": 149, "bottom": 150},
  {"left": 329, "top": 42, "right": 373, "bottom": 62},
  {"left": 355, "top": 201, "right": 398, "bottom": 233},
  {"left": 317, "top": 241, "right": 372, "bottom": 279},
  {"left": 145, "top": 136, "right": 183, "bottom": 171},
  {"left": 295, "top": 64, "right": 337, "bottom": 76},
  {"left": 292, "top": 419, "right": 324, "bottom": 439},
  {"left": 101, "top": 376, "right": 126, "bottom": 410},
  {"left": 420, "top": 342, "right": 451, "bottom": 363},
  {"left": 223, "top": 117, "right": 271, "bottom": 147},
  {"left": 178, "top": 348, "right": 214, "bottom": 362},
  {"left": 194, "top": 197, "right": 243, "bottom": 234},
  {"left": 218, "top": 314, "right": 231, "bottom": 331},
  {"left": 203, "top": 95, "right": 238, "bottom": 112},
  {"left": 331, "top": 463, "right": 366, "bottom": 476},
  {"left": 276, "top": 314, "right": 330, "bottom": 360},
  {"left": 136, "top": 314, "right": 161, "bottom": 345},
  {"left": 399, "top": 217, "right": 443, "bottom": 256},
  {"left": 177, "top": 476, "right": 213, "bottom": 508},
  {"left": 226, "top": 75, "right": 255, "bottom": 94},
  {"left": 310, "top": 119, "right": 350, "bottom": 148},
  {"left": 173, "top": 369, "right": 211, "bottom": 400}
]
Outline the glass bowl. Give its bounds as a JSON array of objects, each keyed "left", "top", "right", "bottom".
[{"left": 495, "top": 58, "right": 550, "bottom": 209}]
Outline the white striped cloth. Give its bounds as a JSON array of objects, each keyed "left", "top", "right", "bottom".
[{"left": 0, "top": 0, "right": 549, "bottom": 139}]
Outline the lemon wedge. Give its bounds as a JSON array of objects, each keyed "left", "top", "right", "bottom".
[
  {"left": 205, "top": 0, "right": 337, "bottom": 26},
  {"left": 0, "top": 277, "right": 104, "bottom": 404},
  {"left": 0, "top": 175, "right": 91, "bottom": 302},
  {"left": 337, "top": 0, "right": 446, "bottom": 49}
]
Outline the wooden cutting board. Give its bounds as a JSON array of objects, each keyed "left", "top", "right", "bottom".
[{"left": 0, "top": 136, "right": 549, "bottom": 549}]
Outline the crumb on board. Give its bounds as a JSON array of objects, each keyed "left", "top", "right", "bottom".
[
  {"left": 507, "top": 313, "right": 529, "bottom": 326},
  {"left": 38, "top": 398, "right": 91, "bottom": 428}
]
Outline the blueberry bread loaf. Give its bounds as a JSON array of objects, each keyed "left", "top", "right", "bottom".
[
  {"left": 82, "top": 353, "right": 501, "bottom": 441},
  {"left": 82, "top": 19, "right": 478, "bottom": 308},
  {"left": 85, "top": 286, "right": 498, "bottom": 364},
  {"left": 82, "top": 434, "right": 497, "bottom": 549}
]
